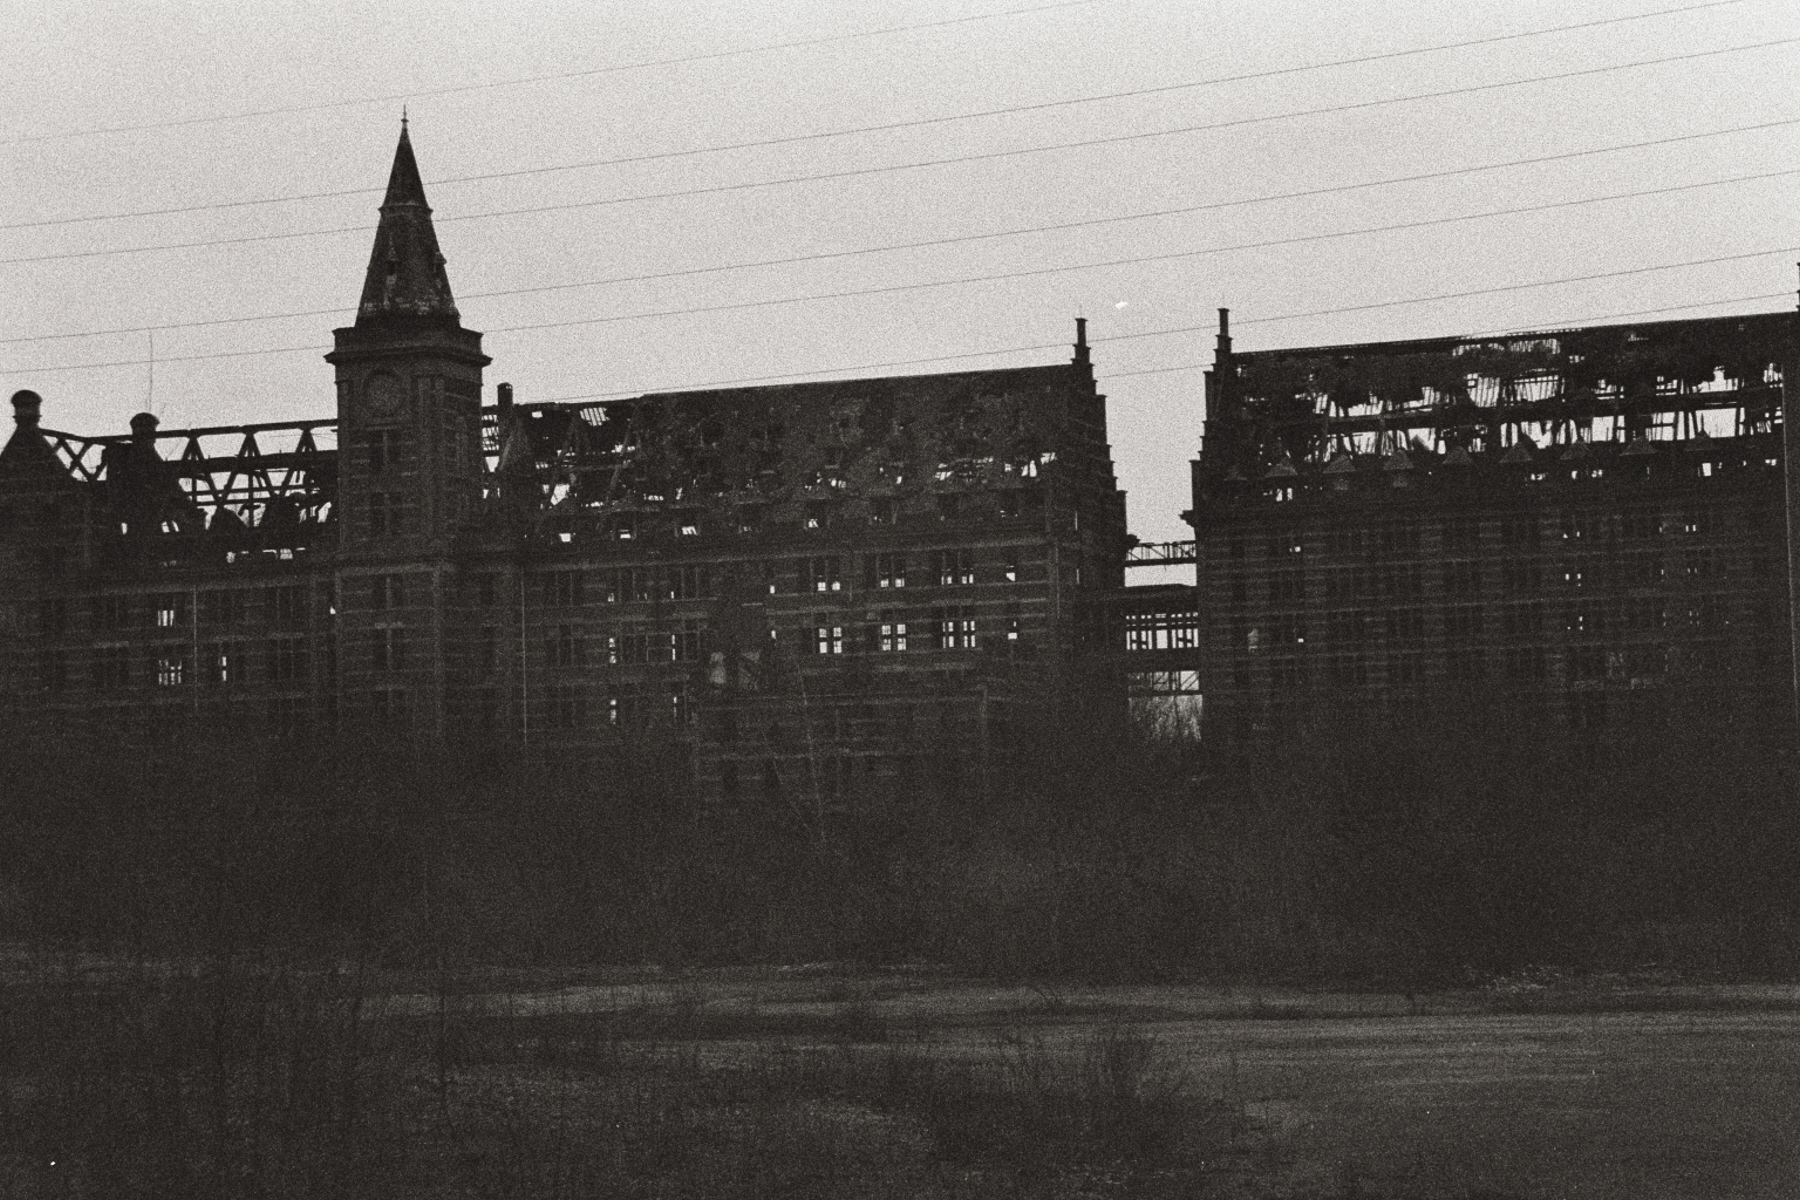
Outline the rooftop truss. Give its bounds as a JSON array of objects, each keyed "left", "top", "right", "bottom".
[
  {"left": 42, "top": 419, "right": 339, "bottom": 525},
  {"left": 479, "top": 369, "right": 1073, "bottom": 517},
  {"left": 1211, "top": 312, "right": 1794, "bottom": 475}
]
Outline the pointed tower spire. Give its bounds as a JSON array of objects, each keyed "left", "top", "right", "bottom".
[{"left": 356, "top": 119, "right": 460, "bottom": 326}]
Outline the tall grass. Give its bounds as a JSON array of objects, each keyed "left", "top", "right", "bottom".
[
  {"left": 1, "top": 950, "right": 405, "bottom": 1198},
  {"left": 1, "top": 948, "right": 1238, "bottom": 1198},
  {"left": 3, "top": 695, "right": 1792, "bottom": 1195}
]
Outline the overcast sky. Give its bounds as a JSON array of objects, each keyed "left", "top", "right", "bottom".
[{"left": 4, "top": 0, "right": 1796, "bottom": 545}]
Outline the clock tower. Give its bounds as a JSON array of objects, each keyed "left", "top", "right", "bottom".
[
  {"left": 327, "top": 119, "right": 489, "bottom": 552},
  {"left": 326, "top": 121, "right": 491, "bottom": 734}
]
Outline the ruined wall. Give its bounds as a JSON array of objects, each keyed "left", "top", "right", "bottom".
[
  {"left": 457, "top": 360, "right": 1128, "bottom": 806},
  {"left": 1192, "top": 311, "right": 1798, "bottom": 750},
  {"left": 0, "top": 354, "right": 1131, "bottom": 811}
]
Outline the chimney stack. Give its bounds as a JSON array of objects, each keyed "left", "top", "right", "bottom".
[{"left": 11, "top": 390, "right": 42, "bottom": 430}]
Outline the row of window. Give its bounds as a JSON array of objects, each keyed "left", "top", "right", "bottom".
[
  {"left": 35, "top": 627, "right": 516, "bottom": 688},
  {"left": 530, "top": 565, "right": 711, "bottom": 608},
  {"left": 1262, "top": 460, "right": 1766, "bottom": 502},
  {"left": 1123, "top": 611, "right": 1200, "bottom": 651},
  {"left": 469, "top": 685, "right": 696, "bottom": 732},
  {"left": 1228, "top": 507, "right": 1756, "bottom": 562},
  {"left": 55, "top": 586, "right": 312, "bottom": 636},
  {"left": 510, "top": 551, "right": 1029, "bottom": 610},
  {"left": 49, "top": 636, "right": 314, "bottom": 691},
  {"left": 809, "top": 608, "right": 1010, "bottom": 654},
  {"left": 1237, "top": 597, "right": 1767, "bottom": 650},
  {"left": 591, "top": 488, "right": 1050, "bottom": 541},
  {"left": 1243, "top": 643, "right": 1733, "bottom": 690},
  {"left": 1226, "top": 549, "right": 1769, "bottom": 607},
  {"left": 525, "top": 621, "right": 710, "bottom": 669}
]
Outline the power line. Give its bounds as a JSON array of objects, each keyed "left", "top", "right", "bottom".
[
  {"left": 422, "top": 4, "right": 1780, "bottom": 191},
  {"left": 1092, "top": 289, "right": 1800, "bottom": 351},
  {"left": 0, "top": 0, "right": 1107, "bottom": 147},
  {"left": 1463, "top": 291, "right": 1796, "bottom": 337},
  {"left": 1118, "top": 264, "right": 1799, "bottom": 348},
  {"left": 426, "top": 39, "right": 1799, "bottom": 224},
  {"left": 7, "top": 36, "right": 1794, "bottom": 269},
  {"left": 10, "top": 249, "right": 1792, "bottom": 378},
  {"left": 2, "top": 0, "right": 1758, "bottom": 232},
  {"left": 1097, "top": 291, "right": 1796, "bottom": 378},
  {"left": 9, "top": 342, "right": 323, "bottom": 373},
  {"left": 1231, "top": 249, "right": 1800, "bottom": 327},
  {"left": 420, "top": 287, "right": 1800, "bottom": 398},
  {"left": 7, "top": 125, "right": 1792, "bottom": 348},
  {"left": 477, "top": 244, "right": 1800, "bottom": 340}
]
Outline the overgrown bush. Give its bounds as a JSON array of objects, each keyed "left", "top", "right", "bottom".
[{"left": 1, "top": 692, "right": 1795, "bottom": 984}]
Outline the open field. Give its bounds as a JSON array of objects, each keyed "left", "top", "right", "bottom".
[
  {"left": 391, "top": 969, "right": 1800, "bottom": 1198},
  {"left": 8, "top": 955, "right": 1798, "bottom": 1198}
]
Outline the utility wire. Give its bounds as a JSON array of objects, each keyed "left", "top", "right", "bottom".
[
  {"left": 1230, "top": 249, "right": 1800, "bottom": 327},
  {"left": 427, "top": 40, "right": 1799, "bottom": 224},
  {"left": 478, "top": 241, "right": 1800, "bottom": 339},
  {"left": 0, "top": 0, "right": 1106, "bottom": 146},
  {"left": 1463, "top": 291, "right": 1796, "bottom": 337},
  {"left": 0, "top": 0, "right": 1758, "bottom": 231},
  {"left": 7, "top": 126, "right": 1792, "bottom": 347},
  {"left": 1098, "top": 290, "right": 1796, "bottom": 378},
  {"left": 6, "top": 36, "right": 1794, "bottom": 268},
  {"left": 16, "top": 284, "right": 1787, "bottom": 394},
  {"left": 9, "top": 248, "right": 1793, "bottom": 377},
  {"left": 326, "top": 285, "right": 1800, "bottom": 399}
]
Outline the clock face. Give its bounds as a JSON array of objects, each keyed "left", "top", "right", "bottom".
[{"left": 365, "top": 373, "right": 402, "bottom": 417}]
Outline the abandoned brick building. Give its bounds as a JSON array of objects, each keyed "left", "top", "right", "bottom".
[
  {"left": 0, "top": 125, "right": 1141, "bottom": 807},
  {"left": 1191, "top": 306, "right": 1800, "bottom": 752},
  {"left": 15, "top": 124, "right": 1792, "bottom": 788}
]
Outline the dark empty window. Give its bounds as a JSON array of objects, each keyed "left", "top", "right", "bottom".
[
  {"left": 675, "top": 619, "right": 703, "bottom": 662},
  {"left": 873, "top": 554, "right": 908, "bottom": 589},
  {"left": 373, "top": 626, "right": 406, "bottom": 671},
  {"left": 270, "top": 636, "right": 309, "bottom": 682},
  {"left": 936, "top": 549, "right": 975, "bottom": 586},
  {"left": 547, "top": 571, "right": 583, "bottom": 608},
  {"left": 806, "top": 557, "right": 842, "bottom": 593},
  {"left": 549, "top": 625, "right": 583, "bottom": 668},
  {"left": 371, "top": 575, "right": 404, "bottom": 610},
  {"left": 369, "top": 428, "right": 403, "bottom": 473},
  {"left": 369, "top": 492, "right": 401, "bottom": 537}
]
